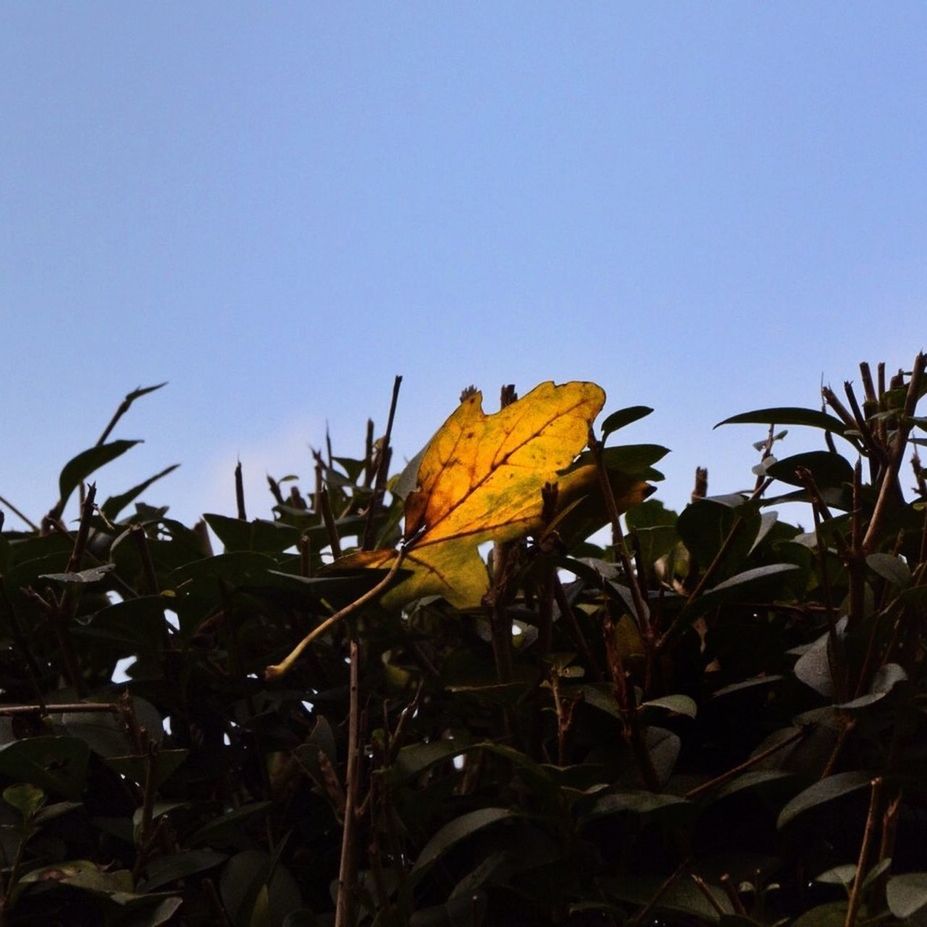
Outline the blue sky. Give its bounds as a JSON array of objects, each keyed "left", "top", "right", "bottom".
[{"left": 3, "top": 3, "right": 925, "bottom": 530}]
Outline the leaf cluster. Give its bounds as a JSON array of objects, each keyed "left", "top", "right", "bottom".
[{"left": 1, "top": 358, "right": 927, "bottom": 927}]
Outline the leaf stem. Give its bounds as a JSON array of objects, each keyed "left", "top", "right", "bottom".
[
  {"left": 264, "top": 546, "right": 408, "bottom": 680},
  {"left": 844, "top": 777, "right": 883, "bottom": 927}
]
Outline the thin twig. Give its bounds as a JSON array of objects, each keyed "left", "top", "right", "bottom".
[
  {"left": 685, "top": 727, "right": 807, "bottom": 800},
  {"left": 627, "top": 857, "right": 691, "bottom": 927},
  {"left": 264, "top": 546, "right": 409, "bottom": 680},
  {"left": 689, "top": 874, "right": 727, "bottom": 917},
  {"left": 862, "top": 352, "right": 925, "bottom": 553},
  {"left": 553, "top": 577, "right": 602, "bottom": 682},
  {"left": 362, "top": 375, "right": 403, "bottom": 550},
  {"left": 334, "top": 637, "right": 362, "bottom": 927},
  {"left": 0, "top": 702, "right": 120, "bottom": 716},
  {"left": 0, "top": 495, "right": 39, "bottom": 532},
  {"left": 96, "top": 382, "right": 167, "bottom": 447},
  {"left": 131, "top": 525, "right": 160, "bottom": 596},
  {"left": 588, "top": 427, "right": 650, "bottom": 634},
  {"left": 65, "top": 483, "right": 97, "bottom": 574},
  {"left": 319, "top": 488, "right": 342, "bottom": 559},
  {"left": 844, "top": 777, "right": 883, "bottom": 927},
  {"left": 234, "top": 461, "right": 247, "bottom": 521}
]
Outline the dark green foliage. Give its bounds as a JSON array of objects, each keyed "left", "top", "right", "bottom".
[{"left": 2, "top": 357, "right": 927, "bottom": 926}]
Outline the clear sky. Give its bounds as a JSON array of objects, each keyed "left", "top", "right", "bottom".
[{"left": 3, "top": 4, "right": 925, "bottom": 530}]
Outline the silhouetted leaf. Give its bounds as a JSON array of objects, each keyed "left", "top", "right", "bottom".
[
  {"left": 766, "top": 451, "right": 854, "bottom": 489},
  {"left": 600, "top": 405, "right": 653, "bottom": 437},
  {"left": 58, "top": 440, "right": 142, "bottom": 512},
  {"left": 716, "top": 407, "right": 852, "bottom": 438},
  {"left": 101, "top": 464, "right": 180, "bottom": 521}
]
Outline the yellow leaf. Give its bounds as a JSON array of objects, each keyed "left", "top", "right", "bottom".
[{"left": 334, "top": 381, "right": 606, "bottom": 608}]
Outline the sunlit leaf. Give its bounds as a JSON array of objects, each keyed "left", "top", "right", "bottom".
[{"left": 334, "top": 381, "right": 610, "bottom": 608}]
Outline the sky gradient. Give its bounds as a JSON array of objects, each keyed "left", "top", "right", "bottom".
[{"left": 3, "top": 4, "right": 925, "bottom": 529}]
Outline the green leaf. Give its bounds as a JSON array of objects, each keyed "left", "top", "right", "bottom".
[
  {"left": 625, "top": 498, "right": 678, "bottom": 530},
  {"left": 411, "top": 807, "right": 519, "bottom": 876},
  {"left": 600, "top": 405, "right": 653, "bottom": 438},
  {"left": 867, "top": 552, "right": 913, "bottom": 589},
  {"left": 676, "top": 497, "right": 761, "bottom": 581},
  {"left": 220, "top": 848, "right": 301, "bottom": 927},
  {"left": 39, "top": 563, "right": 116, "bottom": 584},
  {"left": 777, "top": 771, "right": 872, "bottom": 830},
  {"left": 639, "top": 694, "right": 698, "bottom": 719},
  {"left": 58, "top": 440, "right": 142, "bottom": 512},
  {"left": 410, "top": 894, "right": 488, "bottom": 926},
  {"left": 599, "top": 873, "right": 732, "bottom": 921},
  {"left": 187, "top": 802, "right": 274, "bottom": 847},
  {"left": 104, "top": 749, "right": 188, "bottom": 791},
  {"left": 815, "top": 863, "right": 857, "bottom": 887},
  {"left": 712, "top": 675, "right": 783, "bottom": 700},
  {"left": 578, "top": 789, "right": 686, "bottom": 824},
  {"left": 766, "top": 451, "right": 854, "bottom": 489},
  {"left": 74, "top": 596, "right": 170, "bottom": 655},
  {"left": 203, "top": 514, "right": 300, "bottom": 553},
  {"left": 19, "top": 859, "right": 134, "bottom": 895},
  {"left": 711, "top": 769, "right": 794, "bottom": 801},
  {"left": 836, "top": 663, "right": 907, "bottom": 710},
  {"left": 101, "top": 464, "right": 180, "bottom": 522},
  {"left": 569, "top": 443, "right": 669, "bottom": 480},
  {"left": 706, "top": 563, "right": 798, "bottom": 595},
  {"left": 0, "top": 736, "right": 90, "bottom": 799},
  {"left": 716, "top": 407, "right": 852, "bottom": 439},
  {"left": 115, "top": 896, "right": 184, "bottom": 927},
  {"left": 647, "top": 726, "right": 682, "bottom": 785},
  {"left": 3, "top": 782, "right": 45, "bottom": 819},
  {"left": 794, "top": 619, "right": 846, "bottom": 698},
  {"left": 140, "top": 848, "right": 227, "bottom": 891},
  {"left": 791, "top": 902, "right": 848, "bottom": 926},
  {"left": 392, "top": 739, "right": 468, "bottom": 783},
  {"left": 887, "top": 872, "right": 927, "bottom": 924},
  {"left": 53, "top": 699, "right": 163, "bottom": 760}
]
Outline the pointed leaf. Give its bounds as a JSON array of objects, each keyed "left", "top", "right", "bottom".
[
  {"left": 101, "top": 464, "right": 180, "bottom": 521},
  {"left": 58, "top": 440, "right": 142, "bottom": 512},
  {"left": 600, "top": 405, "right": 653, "bottom": 437},
  {"left": 867, "top": 552, "right": 913, "bottom": 589},
  {"left": 0, "top": 737, "right": 90, "bottom": 799},
  {"left": 404, "top": 381, "right": 606, "bottom": 544},
  {"left": 835, "top": 663, "right": 907, "bottom": 710},
  {"left": 716, "top": 407, "right": 852, "bottom": 438},
  {"left": 411, "top": 807, "right": 519, "bottom": 876},
  {"left": 777, "top": 771, "right": 872, "bottom": 830},
  {"left": 3, "top": 783, "right": 45, "bottom": 819},
  {"left": 40, "top": 563, "right": 116, "bottom": 584},
  {"left": 766, "top": 451, "right": 854, "bottom": 489}
]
